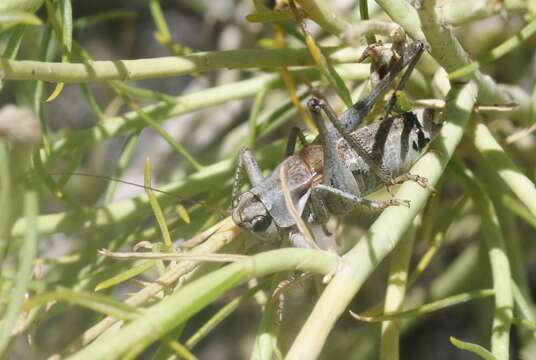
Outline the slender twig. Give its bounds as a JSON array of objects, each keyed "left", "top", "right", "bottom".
[
  {"left": 470, "top": 122, "right": 536, "bottom": 220},
  {"left": 57, "top": 217, "right": 241, "bottom": 356},
  {"left": 380, "top": 223, "right": 415, "bottom": 360},
  {"left": 64, "top": 248, "right": 339, "bottom": 359},
  {"left": 451, "top": 161, "right": 513, "bottom": 359},
  {"left": 0, "top": 46, "right": 364, "bottom": 82}
]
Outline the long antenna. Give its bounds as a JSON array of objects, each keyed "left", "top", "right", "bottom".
[{"left": 46, "top": 172, "right": 228, "bottom": 214}]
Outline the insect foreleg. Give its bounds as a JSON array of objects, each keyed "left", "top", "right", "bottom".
[{"left": 232, "top": 148, "right": 264, "bottom": 207}]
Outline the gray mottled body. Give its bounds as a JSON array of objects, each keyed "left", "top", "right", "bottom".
[
  {"left": 231, "top": 41, "right": 439, "bottom": 248},
  {"left": 337, "top": 112, "right": 429, "bottom": 198},
  {"left": 231, "top": 107, "right": 440, "bottom": 247}
]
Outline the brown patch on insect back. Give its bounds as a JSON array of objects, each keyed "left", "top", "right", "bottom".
[{"left": 297, "top": 144, "right": 324, "bottom": 174}]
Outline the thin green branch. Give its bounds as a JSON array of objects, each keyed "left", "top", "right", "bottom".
[
  {"left": 103, "top": 132, "right": 139, "bottom": 204},
  {"left": 144, "top": 159, "right": 173, "bottom": 251},
  {"left": 0, "top": 190, "right": 38, "bottom": 356},
  {"left": 512, "top": 281, "right": 536, "bottom": 329},
  {"left": 67, "top": 249, "right": 339, "bottom": 360},
  {"left": 353, "top": 289, "right": 495, "bottom": 322},
  {"left": 248, "top": 86, "right": 269, "bottom": 149},
  {"left": 359, "top": 0, "right": 376, "bottom": 44},
  {"left": 42, "top": 64, "right": 369, "bottom": 164},
  {"left": 470, "top": 122, "right": 536, "bottom": 221},
  {"left": 374, "top": 0, "right": 426, "bottom": 42},
  {"left": 0, "top": 141, "right": 11, "bottom": 264},
  {"left": 452, "top": 162, "right": 513, "bottom": 359},
  {"left": 449, "top": 18, "right": 536, "bottom": 80},
  {"left": 185, "top": 281, "right": 266, "bottom": 349},
  {"left": 286, "top": 81, "right": 477, "bottom": 359},
  {"left": 0, "top": 46, "right": 363, "bottom": 82},
  {"left": 73, "top": 10, "right": 137, "bottom": 29},
  {"left": 117, "top": 89, "right": 203, "bottom": 171},
  {"left": 294, "top": 0, "right": 350, "bottom": 35},
  {"left": 0, "top": 25, "right": 25, "bottom": 90},
  {"left": 59, "top": 218, "right": 241, "bottom": 355},
  {"left": 149, "top": 0, "right": 192, "bottom": 55},
  {"left": 250, "top": 275, "right": 284, "bottom": 360},
  {"left": 450, "top": 337, "right": 498, "bottom": 360},
  {"left": 380, "top": 224, "right": 415, "bottom": 360}
]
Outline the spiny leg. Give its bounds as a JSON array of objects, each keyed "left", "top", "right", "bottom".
[
  {"left": 312, "top": 184, "right": 410, "bottom": 212},
  {"left": 272, "top": 272, "right": 312, "bottom": 322},
  {"left": 338, "top": 41, "right": 426, "bottom": 132},
  {"left": 313, "top": 42, "right": 426, "bottom": 187},
  {"left": 314, "top": 98, "right": 393, "bottom": 184},
  {"left": 307, "top": 98, "right": 362, "bottom": 202},
  {"left": 232, "top": 148, "right": 264, "bottom": 207},
  {"left": 285, "top": 126, "right": 308, "bottom": 157}
]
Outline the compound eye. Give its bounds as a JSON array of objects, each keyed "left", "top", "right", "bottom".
[{"left": 251, "top": 215, "right": 272, "bottom": 232}]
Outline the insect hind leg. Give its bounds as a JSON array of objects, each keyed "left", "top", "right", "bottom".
[
  {"left": 307, "top": 97, "right": 365, "bottom": 214},
  {"left": 312, "top": 184, "right": 410, "bottom": 214}
]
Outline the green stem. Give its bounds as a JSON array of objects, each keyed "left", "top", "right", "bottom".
[
  {"left": 440, "top": 0, "right": 528, "bottom": 26},
  {"left": 294, "top": 0, "right": 350, "bottom": 35},
  {"left": 450, "top": 337, "right": 498, "bottom": 360},
  {"left": 185, "top": 282, "right": 266, "bottom": 349},
  {"left": 43, "top": 64, "right": 369, "bottom": 164},
  {"left": 470, "top": 122, "right": 536, "bottom": 221},
  {"left": 286, "top": 82, "right": 477, "bottom": 359},
  {"left": 0, "top": 46, "right": 362, "bottom": 82},
  {"left": 379, "top": 223, "right": 415, "bottom": 360},
  {"left": 0, "top": 190, "right": 38, "bottom": 356},
  {"left": 0, "top": 141, "right": 11, "bottom": 264},
  {"left": 359, "top": 0, "right": 376, "bottom": 44},
  {"left": 67, "top": 249, "right": 338, "bottom": 360},
  {"left": 0, "top": 25, "right": 25, "bottom": 90},
  {"left": 250, "top": 275, "right": 284, "bottom": 360},
  {"left": 374, "top": 0, "right": 426, "bottom": 41},
  {"left": 248, "top": 86, "right": 269, "bottom": 150},
  {"left": 118, "top": 89, "right": 203, "bottom": 171},
  {"left": 449, "top": 18, "right": 536, "bottom": 80},
  {"left": 452, "top": 161, "right": 513, "bottom": 359}
]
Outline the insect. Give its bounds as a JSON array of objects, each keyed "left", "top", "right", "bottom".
[{"left": 230, "top": 40, "right": 442, "bottom": 248}]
